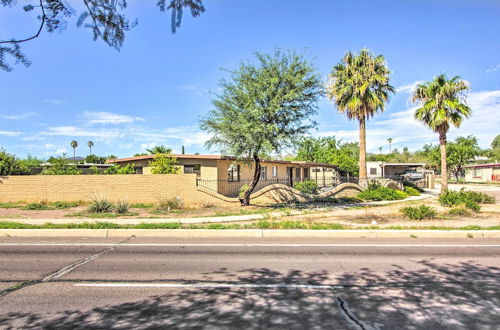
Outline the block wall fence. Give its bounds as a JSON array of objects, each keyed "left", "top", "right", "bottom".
[
  {"left": 0, "top": 175, "right": 366, "bottom": 206},
  {"left": 0, "top": 174, "right": 223, "bottom": 206}
]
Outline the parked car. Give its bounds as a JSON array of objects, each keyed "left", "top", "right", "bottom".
[{"left": 400, "top": 169, "right": 423, "bottom": 181}]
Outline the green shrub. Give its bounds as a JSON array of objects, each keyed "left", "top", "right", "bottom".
[
  {"left": 88, "top": 198, "right": 114, "bottom": 213},
  {"left": 448, "top": 206, "right": 472, "bottom": 217},
  {"left": 115, "top": 201, "right": 130, "bottom": 214},
  {"left": 0, "top": 202, "right": 21, "bottom": 208},
  {"left": 403, "top": 181, "right": 424, "bottom": 193},
  {"left": 104, "top": 163, "right": 136, "bottom": 175},
  {"left": 357, "top": 185, "right": 408, "bottom": 201},
  {"left": 400, "top": 205, "right": 436, "bottom": 220},
  {"left": 404, "top": 186, "right": 421, "bottom": 196},
  {"left": 130, "top": 203, "right": 154, "bottom": 209},
  {"left": 52, "top": 201, "right": 79, "bottom": 209},
  {"left": 294, "top": 180, "right": 319, "bottom": 194},
  {"left": 157, "top": 196, "right": 183, "bottom": 212},
  {"left": 239, "top": 184, "right": 249, "bottom": 199},
  {"left": 22, "top": 201, "right": 51, "bottom": 210},
  {"left": 438, "top": 189, "right": 492, "bottom": 212}
]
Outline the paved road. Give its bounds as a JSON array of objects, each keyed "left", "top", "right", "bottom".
[{"left": 0, "top": 237, "right": 499, "bottom": 329}]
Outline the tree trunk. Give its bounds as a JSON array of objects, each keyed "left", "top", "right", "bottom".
[
  {"left": 358, "top": 117, "right": 367, "bottom": 187},
  {"left": 439, "top": 132, "right": 448, "bottom": 193},
  {"left": 241, "top": 154, "right": 261, "bottom": 206}
]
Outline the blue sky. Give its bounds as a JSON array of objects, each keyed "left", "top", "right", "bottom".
[{"left": 1, "top": 0, "right": 499, "bottom": 159}]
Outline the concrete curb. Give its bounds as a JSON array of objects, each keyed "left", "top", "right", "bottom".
[{"left": 1, "top": 229, "right": 499, "bottom": 239}]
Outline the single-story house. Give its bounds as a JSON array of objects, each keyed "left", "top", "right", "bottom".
[
  {"left": 108, "top": 154, "right": 338, "bottom": 197},
  {"left": 366, "top": 161, "right": 429, "bottom": 180},
  {"left": 463, "top": 163, "right": 500, "bottom": 182}
]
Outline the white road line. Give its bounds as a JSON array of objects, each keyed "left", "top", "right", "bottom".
[
  {"left": 74, "top": 283, "right": 345, "bottom": 289},
  {"left": 1, "top": 243, "right": 500, "bottom": 247}
]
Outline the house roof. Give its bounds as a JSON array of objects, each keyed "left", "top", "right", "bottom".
[
  {"left": 108, "top": 154, "right": 337, "bottom": 168},
  {"left": 463, "top": 163, "right": 500, "bottom": 168}
]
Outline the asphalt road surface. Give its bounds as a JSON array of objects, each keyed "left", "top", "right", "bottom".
[{"left": 0, "top": 237, "right": 499, "bottom": 329}]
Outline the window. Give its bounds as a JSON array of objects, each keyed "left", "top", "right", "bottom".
[
  {"left": 303, "top": 168, "right": 309, "bottom": 179},
  {"left": 473, "top": 169, "right": 481, "bottom": 177},
  {"left": 272, "top": 166, "right": 277, "bottom": 177},
  {"left": 370, "top": 168, "right": 377, "bottom": 175},
  {"left": 228, "top": 164, "right": 240, "bottom": 182},
  {"left": 261, "top": 166, "right": 267, "bottom": 180},
  {"left": 184, "top": 164, "right": 201, "bottom": 176},
  {"left": 295, "top": 168, "right": 301, "bottom": 179}
]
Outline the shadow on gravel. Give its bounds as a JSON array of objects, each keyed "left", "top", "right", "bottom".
[{"left": 0, "top": 261, "right": 499, "bottom": 329}]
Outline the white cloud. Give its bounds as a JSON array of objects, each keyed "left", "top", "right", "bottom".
[
  {"left": 0, "top": 112, "right": 37, "bottom": 120},
  {"left": 0, "top": 130, "right": 22, "bottom": 136},
  {"left": 44, "top": 99, "right": 67, "bottom": 105},
  {"left": 82, "top": 111, "right": 143, "bottom": 125},
  {"left": 486, "top": 64, "right": 500, "bottom": 73},
  {"left": 41, "top": 126, "right": 124, "bottom": 140},
  {"left": 396, "top": 80, "right": 424, "bottom": 94}
]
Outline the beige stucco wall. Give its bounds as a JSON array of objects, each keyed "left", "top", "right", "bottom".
[{"left": 0, "top": 174, "right": 224, "bottom": 206}]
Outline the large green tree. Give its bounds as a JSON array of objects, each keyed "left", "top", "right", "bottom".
[
  {"left": 489, "top": 135, "right": 500, "bottom": 162},
  {"left": 412, "top": 74, "right": 471, "bottom": 193},
  {"left": 200, "top": 50, "right": 322, "bottom": 205},
  {"left": 295, "top": 136, "right": 359, "bottom": 177},
  {"left": 326, "top": 49, "right": 395, "bottom": 186},
  {"left": 0, "top": 0, "right": 205, "bottom": 71}
]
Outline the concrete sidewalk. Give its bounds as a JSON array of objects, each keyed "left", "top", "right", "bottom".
[{"left": 0, "top": 194, "right": 434, "bottom": 225}]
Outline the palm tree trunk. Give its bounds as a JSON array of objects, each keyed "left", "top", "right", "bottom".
[
  {"left": 439, "top": 132, "right": 448, "bottom": 193},
  {"left": 241, "top": 154, "right": 261, "bottom": 206},
  {"left": 73, "top": 148, "right": 76, "bottom": 159},
  {"left": 358, "top": 117, "right": 367, "bottom": 187}
]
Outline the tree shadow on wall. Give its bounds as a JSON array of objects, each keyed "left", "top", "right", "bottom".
[{"left": 0, "top": 261, "right": 498, "bottom": 329}]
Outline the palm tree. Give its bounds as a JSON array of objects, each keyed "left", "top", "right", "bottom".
[
  {"left": 146, "top": 145, "right": 173, "bottom": 154},
  {"left": 412, "top": 74, "right": 471, "bottom": 193},
  {"left": 378, "top": 147, "right": 383, "bottom": 154},
  {"left": 326, "top": 49, "right": 395, "bottom": 185},
  {"left": 87, "top": 141, "right": 94, "bottom": 155},
  {"left": 387, "top": 138, "right": 393, "bottom": 153},
  {"left": 70, "top": 140, "right": 78, "bottom": 159}
]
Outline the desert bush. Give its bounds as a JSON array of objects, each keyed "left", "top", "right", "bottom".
[
  {"left": 357, "top": 184, "right": 408, "bottom": 201},
  {"left": 130, "top": 203, "right": 154, "bottom": 209},
  {"left": 157, "top": 196, "right": 184, "bottom": 212},
  {"left": 52, "top": 201, "right": 79, "bottom": 209},
  {"left": 115, "top": 201, "right": 130, "bottom": 214},
  {"left": 438, "top": 189, "right": 493, "bottom": 212},
  {"left": 88, "top": 198, "right": 114, "bottom": 213},
  {"left": 448, "top": 206, "right": 472, "bottom": 217},
  {"left": 294, "top": 180, "right": 319, "bottom": 194},
  {"left": 404, "top": 186, "right": 421, "bottom": 196},
  {"left": 22, "top": 201, "right": 51, "bottom": 210},
  {"left": 400, "top": 205, "right": 436, "bottom": 220}
]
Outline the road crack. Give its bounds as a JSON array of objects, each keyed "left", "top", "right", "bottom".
[{"left": 0, "top": 236, "right": 134, "bottom": 298}]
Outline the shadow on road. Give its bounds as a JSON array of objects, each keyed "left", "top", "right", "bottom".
[{"left": 0, "top": 260, "right": 498, "bottom": 329}]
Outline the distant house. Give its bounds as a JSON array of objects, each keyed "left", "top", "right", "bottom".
[
  {"left": 109, "top": 154, "right": 338, "bottom": 197},
  {"left": 366, "top": 161, "right": 430, "bottom": 180},
  {"left": 463, "top": 163, "right": 500, "bottom": 182}
]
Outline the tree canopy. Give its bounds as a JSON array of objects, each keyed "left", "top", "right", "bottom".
[
  {"left": 0, "top": 0, "right": 205, "bottom": 71},
  {"left": 200, "top": 49, "right": 322, "bottom": 204},
  {"left": 295, "top": 136, "right": 359, "bottom": 177}
]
